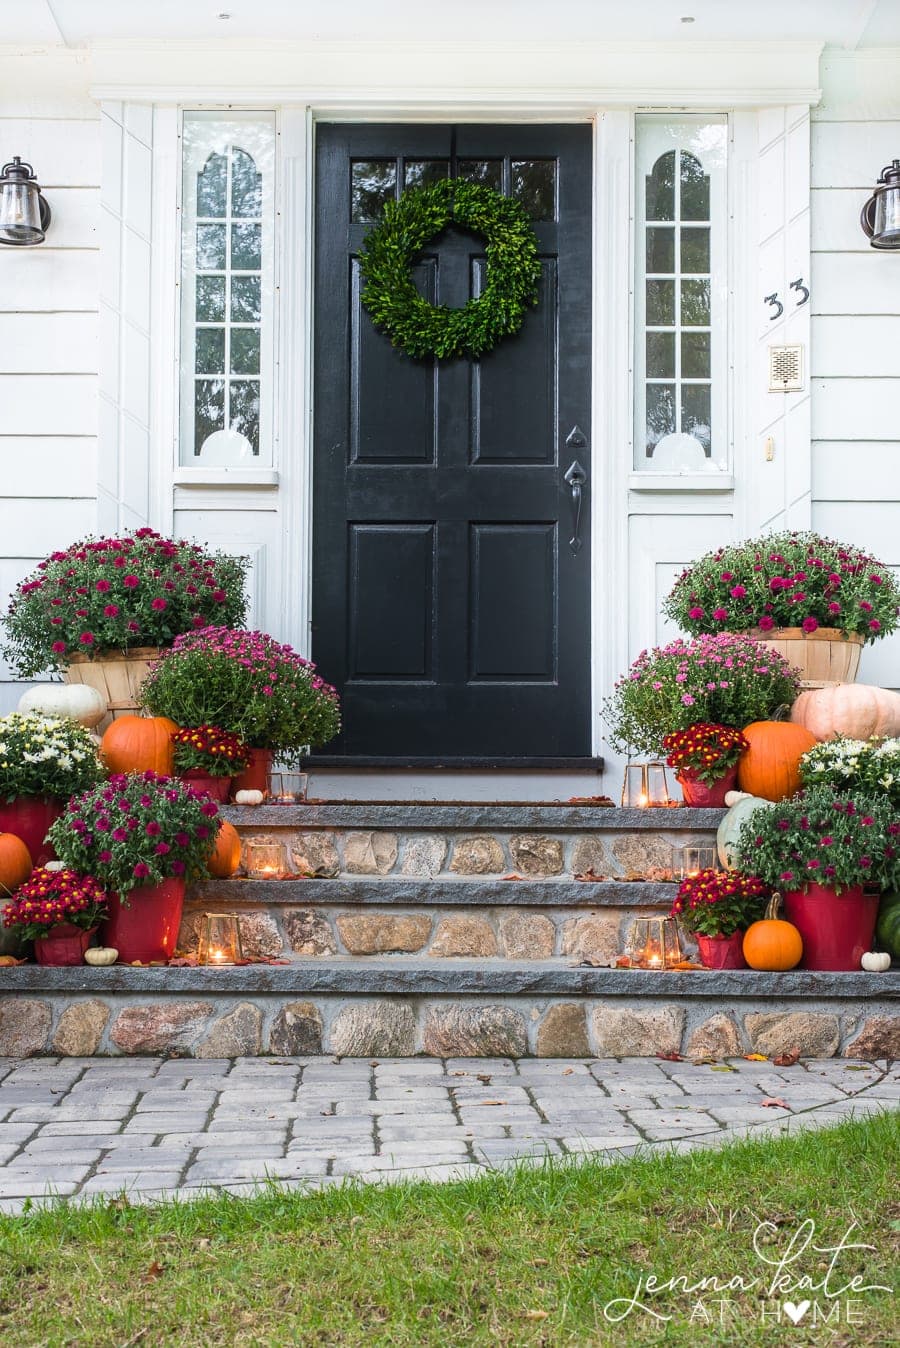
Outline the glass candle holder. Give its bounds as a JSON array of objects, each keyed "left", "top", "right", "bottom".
[
  {"left": 268, "top": 771, "right": 309, "bottom": 804},
  {"left": 621, "top": 761, "right": 672, "bottom": 807},
  {"left": 244, "top": 839, "right": 287, "bottom": 879},
  {"left": 629, "top": 916, "right": 685, "bottom": 969},
  {"left": 680, "top": 844, "right": 718, "bottom": 878},
  {"left": 197, "top": 913, "right": 244, "bottom": 966}
]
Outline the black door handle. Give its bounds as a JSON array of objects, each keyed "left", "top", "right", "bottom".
[{"left": 563, "top": 459, "right": 586, "bottom": 555}]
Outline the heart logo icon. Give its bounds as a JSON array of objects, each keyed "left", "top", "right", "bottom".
[{"left": 783, "top": 1301, "right": 811, "bottom": 1325}]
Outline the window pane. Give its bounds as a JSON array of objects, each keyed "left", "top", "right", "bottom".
[
  {"left": 230, "top": 380, "right": 260, "bottom": 454},
  {"left": 457, "top": 159, "right": 502, "bottom": 190},
  {"left": 681, "top": 227, "right": 709, "bottom": 273},
  {"left": 682, "top": 331, "right": 711, "bottom": 378},
  {"left": 230, "top": 328, "right": 260, "bottom": 376},
  {"left": 197, "top": 223, "right": 226, "bottom": 270},
  {"left": 646, "top": 279, "right": 675, "bottom": 327},
  {"left": 404, "top": 159, "right": 449, "bottom": 189},
  {"left": 196, "top": 152, "right": 227, "bottom": 218},
  {"left": 645, "top": 151, "right": 675, "bottom": 221},
  {"left": 196, "top": 327, "right": 225, "bottom": 374},
  {"left": 681, "top": 385, "right": 711, "bottom": 453},
  {"left": 646, "top": 332, "right": 675, "bottom": 378},
  {"left": 351, "top": 160, "right": 397, "bottom": 222},
  {"left": 196, "top": 276, "right": 226, "bottom": 322},
  {"left": 231, "top": 222, "right": 261, "bottom": 270},
  {"left": 231, "top": 275, "right": 261, "bottom": 323},
  {"left": 646, "top": 227, "right": 674, "bottom": 273},
  {"left": 511, "top": 160, "right": 556, "bottom": 220},
  {"left": 680, "top": 151, "right": 710, "bottom": 220},
  {"left": 646, "top": 384, "right": 675, "bottom": 455},
  {"left": 231, "top": 146, "right": 262, "bottom": 217},
  {"left": 195, "top": 378, "right": 225, "bottom": 452},
  {"left": 681, "top": 278, "right": 710, "bottom": 326}
]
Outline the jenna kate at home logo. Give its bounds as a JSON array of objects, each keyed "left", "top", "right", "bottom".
[{"left": 602, "top": 1218, "right": 892, "bottom": 1328}]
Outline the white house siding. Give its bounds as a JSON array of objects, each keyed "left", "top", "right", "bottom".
[
  {"left": 811, "top": 50, "right": 900, "bottom": 695},
  {"left": 0, "top": 53, "right": 100, "bottom": 711}
]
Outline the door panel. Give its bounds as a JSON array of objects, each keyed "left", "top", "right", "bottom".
[{"left": 313, "top": 123, "right": 592, "bottom": 758}]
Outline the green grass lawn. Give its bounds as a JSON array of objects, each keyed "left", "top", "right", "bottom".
[{"left": 1, "top": 1113, "right": 897, "bottom": 1347}]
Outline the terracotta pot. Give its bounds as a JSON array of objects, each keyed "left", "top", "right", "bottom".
[
  {"left": 740, "top": 627, "right": 863, "bottom": 689},
  {"left": 34, "top": 923, "right": 96, "bottom": 967},
  {"left": 101, "top": 878, "right": 186, "bottom": 963},
  {"left": 231, "top": 748, "right": 273, "bottom": 797},
  {"left": 783, "top": 884, "right": 879, "bottom": 971},
  {"left": 696, "top": 931, "right": 747, "bottom": 969},
  {"left": 676, "top": 764, "right": 738, "bottom": 807},
  {"left": 178, "top": 770, "right": 232, "bottom": 803},
  {"left": 64, "top": 647, "right": 166, "bottom": 733},
  {"left": 0, "top": 797, "right": 63, "bottom": 866}
]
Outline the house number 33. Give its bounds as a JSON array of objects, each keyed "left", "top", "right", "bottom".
[{"left": 764, "top": 279, "right": 810, "bottom": 320}]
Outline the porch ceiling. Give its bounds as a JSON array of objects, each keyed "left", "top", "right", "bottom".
[{"left": 12, "top": 0, "right": 900, "bottom": 50}]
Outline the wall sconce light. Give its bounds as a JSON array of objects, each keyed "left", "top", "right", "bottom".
[
  {"left": 0, "top": 158, "right": 51, "bottom": 246},
  {"left": 860, "top": 160, "right": 900, "bottom": 250},
  {"left": 621, "top": 761, "right": 672, "bottom": 808}
]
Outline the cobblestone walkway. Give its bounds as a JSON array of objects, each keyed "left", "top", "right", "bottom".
[{"left": 1, "top": 1055, "right": 897, "bottom": 1212}]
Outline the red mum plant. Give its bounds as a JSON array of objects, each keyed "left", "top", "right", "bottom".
[
  {"left": 3, "top": 868, "right": 108, "bottom": 941},
  {"left": 662, "top": 723, "right": 749, "bottom": 785},
  {"left": 171, "top": 725, "right": 251, "bottom": 778},
  {"left": 670, "top": 868, "right": 770, "bottom": 938}
]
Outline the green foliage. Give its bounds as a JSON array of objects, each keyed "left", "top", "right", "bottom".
[
  {"left": 359, "top": 178, "right": 542, "bottom": 360},
  {"left": 799, "top": 736, "right": 900, "bottom": 808},
  {"left": 0, "top": 712, "right": 103, "bottom": 803}
]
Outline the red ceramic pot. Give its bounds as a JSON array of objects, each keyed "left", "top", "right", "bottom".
[
  {"left": 676, "top": 764, "right": 739, "bottom": 808},
  {"left": 178, "top": 770, "right": 232, "bottom": 803},
  {"left": 102, "top": 879, "right": 186, "bottom": 963},
  {"left": 34, "top": 923, "right": 96, "bottom": 967},
  {"left": 783, "top": 884, "right": 879, "bottom": 972},
  {"left": 0, "top": 797, "right": 63, "bottom": 866},
  {"left": 231, "top": 748, "right": 273, "bottom": 797},
  {"left": 696, "top": 931, "right": 747, "bottom": 969}
]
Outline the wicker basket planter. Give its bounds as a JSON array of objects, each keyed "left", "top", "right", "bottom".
[
  {"left": 63, "top": 647, "right": 165, "bottom": 732},
  {"left": 742, "top": 627, "right": 863, "bottom": 689}
]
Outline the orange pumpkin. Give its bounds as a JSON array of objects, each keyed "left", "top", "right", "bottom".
[
  {"left": 737, "top": 720, "right": 818, "bottom": 801},
  {"left": 790, "top": 683, "right": 900, "bottom": 742},
  {"left": 100, "top": 715, "right": 179, "bottom": 776},
  {"left": 743, "top": 894, "right": 803, "bottom": 971},
  {"left": 207, "top": 821, "right": 242, "bottom": 878},
  {"left": 0, "top": 833, "right": 33, "bottom": 896}
]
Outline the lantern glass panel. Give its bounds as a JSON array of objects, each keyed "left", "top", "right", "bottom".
[
  {"left": 244, "top": 840, "right": 287, "bottom": 878},
  {"left": 198, "top": 913, "right": 243, "bottom": 965}
]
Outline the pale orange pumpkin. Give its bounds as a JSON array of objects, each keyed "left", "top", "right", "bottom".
[
  {"left": 0, "top": 833, "right": 33, "bottom": 895},
  {"left": 737, "top": 720, "right": 818, "bottom": 801},
  {"left": 790, "top": 683, "right": 900, "bottom": 743},
  {"left": 207, "top": 821, "right": 242, "bottom": 878},
  {"left": 100, "top": 715, "right": 179, "bottom": 776},
  {"left": 742, "top": 894, "right": 803, "bottom": 971}
]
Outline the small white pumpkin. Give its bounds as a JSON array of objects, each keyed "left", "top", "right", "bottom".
[
  {"left": 860, "top": 951, "right": 891, "bottom": 972},
  {"left": 18, "top": 682, "right": 107, "bottom": 728},
  {"left": 234, "top": 789, "right": 264, "bottom": 806},
  {"left": 84, "top": 947, "right": 118, "bottom": 966},
  {"left": 43, "top": 859, "right": 66, "bottom": 872}
]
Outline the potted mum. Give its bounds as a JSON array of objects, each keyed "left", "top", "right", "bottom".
[
  {"left": 735, "top": 786, "right": 900, "bottom": 970},
  {"left": 799, "top": 736, "right": 900, "bottom": 808},
  {"left": 603, "top": 633, "right": 799, "bottom": 757},
  {"left": 3, "top": 868, "right": 108, "bottom": 966},
  {"left": 663, "top": 531, "right": 900, "bottom": 686},
  {"left": 140, "top": 627, "right": 341, "bottom": 792},
  {"left": 47, "top": 772, "right": 219, "bottom": 962},
  {"left": 669, "top": 867, "right": 770, "bottom": 968},
  {"left": 663, "top": 723, "right": 749, "bottom": 806},
  {"left": 171, "top": 725, "right": 251, "bottom": 802},
  {"left": 2, "top": 530, "right": 248, "bottom": 727},
  {"left": 0, "top": 713, "right": 103, "bottom": 864}
]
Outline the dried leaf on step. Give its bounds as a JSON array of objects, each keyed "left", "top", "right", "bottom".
[
  {"left": 670, "top": 960, "right": 704, "bottom": 970},
  {"left": 691, "top": 1056, "right": 718, "bottom": 1066},
  {"left": 479, "top": 1099, "right": 508, "bottom": 1107},
  {"left": 568, "top": 795, "right": 614, "bottom": 806},
  {"left": 773, "top": 1048, "right": 801, "bottom": 1066},
  {"left": 500, "top": 873, "right": 525, "bottom": 881},
  {"left": 710, "top": 1064, "right": 738, "bottom": 1073},
  {"left": 562, "top": 1068, "right": 574, "bottom": 1075},
  {"left": 0, "top": 955, "right": 27, "bottom": 966},
  {"left": 574, "top": 868, "right": 609, "bottom": 882},
  {"left": 760, "top": 1097, "right": 791, "bottom": 1109},
  {"left": 476, "top": 1074, "right": 492, "bottom": 1084},
  {"left": 743, "top": 1053, "right": 768, "bottom": 1061},
  {"left": 657, "top": 1051, "right": 683, "bottom": 1062}
]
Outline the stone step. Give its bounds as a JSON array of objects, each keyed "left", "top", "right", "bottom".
[
  {"left": 4, "top": 963, "right": 898, "bottom": 1060},
  {"left": 182, "top": 878, "right": 679, "bottom": 963}
]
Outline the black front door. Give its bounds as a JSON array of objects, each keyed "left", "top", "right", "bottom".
[{"left": 313, "top": 124, "right": 592, "bottom": 759}]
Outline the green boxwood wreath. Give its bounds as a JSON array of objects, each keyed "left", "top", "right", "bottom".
[{"left": 358, "top": 177, "right": 542, "bottom": 361}]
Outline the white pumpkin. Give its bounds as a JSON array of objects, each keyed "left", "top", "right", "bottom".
[
  {"left": 790, "top": 683, "right": 900, "bottom": 743},
  {"left": 860, "top": 951, "right": 891, "bottom": 972},
  {"left": 234, "top": 789, "right": 264, "bottom": 806},
  {"left": 716, "top": 793, "right": 775, "bottom": 869},
  {"left": 18, "top": 683, "right": 107, "bottom": 728},
  {"left": 43, "top": 860, "right": 66, "bottom": 872},
  {"left": 84, "top": 947, "right": 118, "bottom": 966}
]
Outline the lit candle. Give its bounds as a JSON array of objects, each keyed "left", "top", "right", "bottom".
[
  {"left": 638, "top": 792, "right": 649, "bottom": 808},
  {"left": 210, "top": 948, "right": 226, "bottom": 963}
]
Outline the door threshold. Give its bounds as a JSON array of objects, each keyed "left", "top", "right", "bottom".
[{"left": 304, "top": 755, "right": 605, "bottom": 771}]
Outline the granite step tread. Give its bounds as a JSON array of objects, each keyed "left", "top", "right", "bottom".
[
  {"left": 188, "top": 878, "right": 680, "bottom": 907},
  {"left": 223, "top": 804, "right": 724, "bottom": 831},
  {"left": 5, "top": 962, "right": 897, "bottom": 998}
]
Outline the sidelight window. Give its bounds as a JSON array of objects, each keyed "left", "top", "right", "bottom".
[
  {"left": 634, "top": 115, "right": 727, "bottom": 472},
  {"left": 179, "top": 111, "right": 276, "bottom": 466}
]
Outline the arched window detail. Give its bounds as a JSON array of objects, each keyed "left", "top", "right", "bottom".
[
  {"left": 634, "top": 117, "right": 726, "bottom": 473},
  {"left": 180, "top": 113, "right": 275, "bottom": 466}
]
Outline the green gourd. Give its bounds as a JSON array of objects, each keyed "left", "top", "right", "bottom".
[
  {"left": 875, "top": 891, "right": 900, "bottom": 961},
  {"left": 716, "top": 791, "right": 774, "bottom": 870}
]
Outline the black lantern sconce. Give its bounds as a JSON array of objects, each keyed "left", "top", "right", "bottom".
[
  {"left": 0, "top": 158, "right": 52, "bottom": 246},
  {"left": 860, "top": 160, "right": 900, "bottom": 250}
]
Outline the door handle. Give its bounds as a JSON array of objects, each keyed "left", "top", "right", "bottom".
[{"left": 563, "top": 459, "right": 587, "bottom": 555}]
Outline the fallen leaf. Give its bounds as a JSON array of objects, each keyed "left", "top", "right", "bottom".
[
  {"left": 657, "top": 1051, "right": 683, "bottom": 1062},
  {"left": 500, "top": 873, "right": 525, "bottom": 881},
  {"left": 773, "top": 1048, "right": 801, "bottom": 1067},
  {"left": 574, "top": 868, "right": 609, "bottom": 882},
  {"left": 567, "top": 795, "right": 614, "bottom": 806},
  {"left": 140, "top": 1261, "right": 165, "bottom": 1283},
  {"left": 614, "top": 955, "right": 633, "bottom": 968},
  {"left": 691, "top": 1056, "right": 718, "bottom": 1066},
  {"left": 451, "top": 1070, "right": 468, "bottom": 1076},
  {"left": 522, "top": 1310, "right": 549, "bottom": 1321},
  {"left": 670, "top": 960, "right": 704, "bottom": 970},
  {"left": 530, "top": 1258, "right": 550, "bottom": 1267},
  {"left": 476, "top": 1073, "right": 492, "bottom": 1084},
  {"left": 479, "top": 1099, "right": 508, "bottom": 1107},
  {"left": 562, "top": 1067, "right": 574, "bottom": 1076},
  {"left": 743, "top": 1053, "right": 768, "bottom": 1062},
  {"left": 710, "top": 1064, "right": 738, "bottom": 1073},
  {"left": 845, "top": 1065, "right": 871, "bottom": 1071},
  {"left": 0, "top": 955, "right": 27, "bottom": 966},
  {"left": 167, "top": 956, "right": 198, "bottom": 967},
  {"left": 760, "top": 1097, "right": 791, "bottom": 1109}
]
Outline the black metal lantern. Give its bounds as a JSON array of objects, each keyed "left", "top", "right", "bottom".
[
  {"left": 0, "top": 158, "right": 51, "bottom": 246},
  {"left": 860, "top": 160, "right": 900, "bottom": 250}
]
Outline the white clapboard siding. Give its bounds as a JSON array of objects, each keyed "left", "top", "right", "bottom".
[
  {"left": 1, "top": 498, "right": 97, "bottom": 560},
  {"left": 1, "top": 438, "right": 97, "bottom": 497},
  {"left": 811, "top": 251, "right": 900, "bottom": 315},
  {"left": 0, "top": 375, "right": 97, "bottom": 436},
  {"left": 0, "top": 120, "right": 100, "bottom": 186},
  {"left": 810, "top": 189, "right": 875, "bottom": 252},
  {"left": 810, "top": 378, "right": 900, "bottom": 443},
  {"left": 0, "top": 314, "right": 98, "bottom": 374},
  {"left": 811, "top": 317, "right": 900, "bottom": 378},
  {"left": 811, "top": 121, "right": 900, "bottom": 189},
  {"left": 813, "top": 443, "right": 900, "bottom": 501},
  {"left": 0, "top": 249, "right": 100, "bottom": 312}
]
